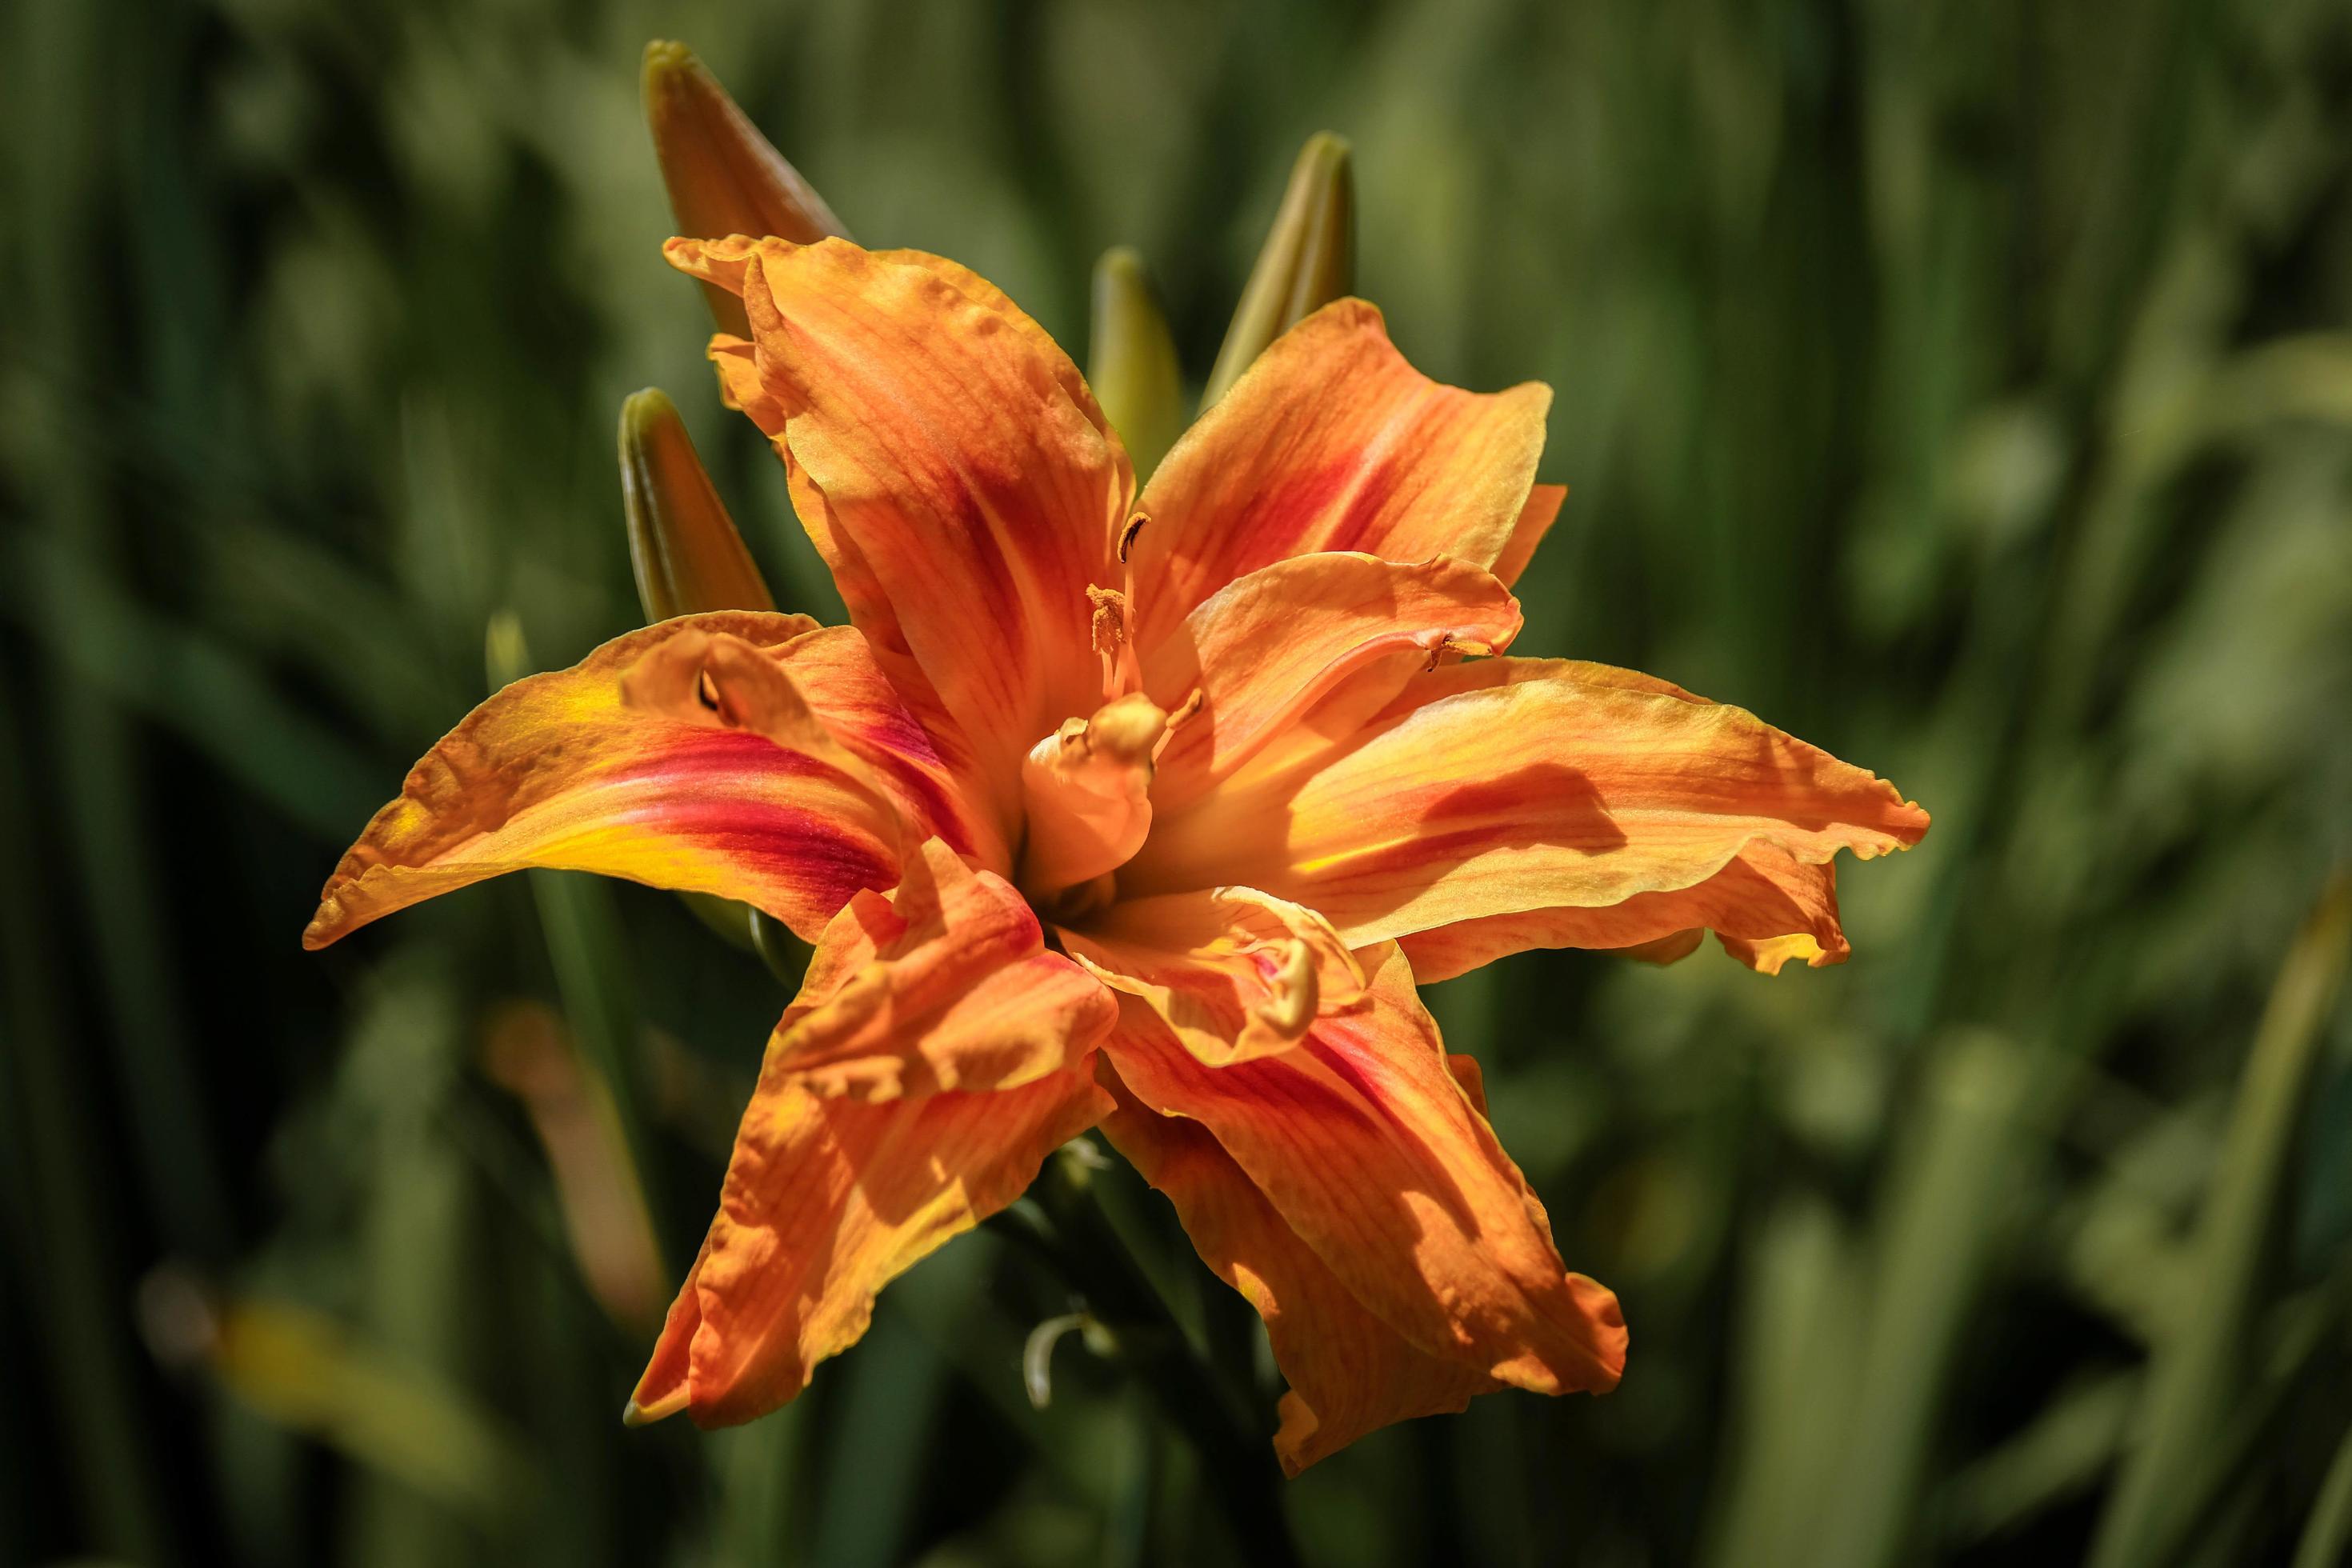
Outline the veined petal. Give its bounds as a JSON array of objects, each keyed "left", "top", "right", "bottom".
[
  {"left": 1492, "top": 482, "right": 1566, "bottom": 590},
  {"left": 777, "top": 624, "right": 1008, "bottom": 874},
  {"left": 669, "top": 236, "right": 1134, "bottom": 823},
  {"left": 626, "top": 1061, "right": 1111, "bottom": 1426},
  {"left": 1124, "top": 658, "right": 1929, "bottom": 964},
  {"left": 304, "top": 614, "right": 904, "bottom": 950},
  {"left": 771, "top": 838, "right": 1116, "bottom": 1101},
  {"left": 1097, "top": 1062, "right": 1499, "bottom": 1475},
  {"left": 1128, "top": 299, "right": 1549, "bottom": 651},
  {"left": 1141, "top": 552, "right": 1522, "bottom": 810},
  {"left": 1058, "top": 888, "right": 1365, "bottom": 1066},
  {"left": 1397, "top": 842, "right": 1849, "bottom": 982},
  {"left": 1100, "top": 945, "right": 1626, "bottom": 1394}
]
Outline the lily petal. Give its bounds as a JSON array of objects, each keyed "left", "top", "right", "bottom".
[
  {"left": 1397, "top": 842, "right": 1849, "bottom": 982},
  {"left": 1126, "top": 658, "right": 1928, "bottom": 964},
  {"left": 772, "top": 838, "right": 1116, "bottom": 1101},
  {"left": 1100, "top": 945, "right": 1626, "bottom": 1394},
  {"left": 1140, "top": 551, "right": 1522, "bottom": 810},
  {"left": 1059, "top": 888, "right": 1366, "bottom": 1066},
  {"left": 1128, "top": 299, "right": 1549, "bottom": 651},
  {"left": 626, "top": 1061, "right": 1112, "bottom": 1426},
  {"left": 669, "top": 236, "right": 1134, "bottom": 824},
  {"left": 1097, "top": 1062, "right": 1500, "bottom": 1475},
  {"left": 305, "top": 614, "right": 904, "bottom": 950},
  {"left": 777, "top": 624, "right": 1009, "bottom": 874}
]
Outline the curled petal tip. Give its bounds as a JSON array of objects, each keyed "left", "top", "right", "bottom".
[
  {"left": 620, "top": 1390, "right": 683, "bottom": 1427},
  {"left": 1201, "top": 130, "right": 1356, "bottom": 411},
  {"left": 618, "top": 388, "right": 774, "bottom": 622}
]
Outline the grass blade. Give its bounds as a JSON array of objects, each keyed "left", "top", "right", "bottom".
[{"left": 2089, "top": 876, "right": 2352, "bottom": 1568}]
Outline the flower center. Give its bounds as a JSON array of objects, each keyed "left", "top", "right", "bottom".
[
  {"left": 1015, "top": 690, "right": 1167, "bottom": 922},
  {"left": 1014, "top": 522, "right": 1175, "bottom": 922}
]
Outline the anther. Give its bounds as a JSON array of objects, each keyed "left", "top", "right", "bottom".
[
  {"left": 1086, "top": 584, "right": 1142, "bottom": 698},
  {"left": 1117, "top": 511, "right": 1149, "bottom": 564}
]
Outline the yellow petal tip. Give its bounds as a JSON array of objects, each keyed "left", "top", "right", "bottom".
[{"left": 621, "top": 1390, "right": 686, "bottom": 1427}]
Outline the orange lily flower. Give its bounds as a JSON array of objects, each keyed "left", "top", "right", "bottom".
[{"left": 306, "top": 234, "right": 1927, "bottom": 1474}]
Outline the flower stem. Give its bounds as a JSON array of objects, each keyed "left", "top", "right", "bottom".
[{"left": 994, "top": 1145, "right": 1302, "bottom": 1568}]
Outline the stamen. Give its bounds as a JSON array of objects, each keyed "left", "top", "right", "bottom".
[
  {"left": 1117, "top": 510, "right": 1148, "bottom": 564},
  {"left": 1153, "top": 687, "right": 1204, "bottom": 762},
  {"left": 1086, "top": 584, "right": 1142, "bottom": 699},
  {"left": 1017, "top": 693, "right": 1170, "bottom": 901}
]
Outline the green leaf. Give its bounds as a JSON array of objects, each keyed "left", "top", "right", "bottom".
[{"left": 2089, "top": 878, "right": 2352, "bottom": 1568}]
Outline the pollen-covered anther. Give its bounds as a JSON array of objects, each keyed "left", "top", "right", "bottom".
[
  {"left": 1247, "top": 937, "right": 1318, "bottom": 1037},
  {"left": 1087, "top": 585, "right": 1141, "bottom": 698},
  {"left": 1017, "top": 692, "right": 1170, "bottom": 902},
  {"left": 1087, "top": 586, "right": 1129, "bottom": 656}
]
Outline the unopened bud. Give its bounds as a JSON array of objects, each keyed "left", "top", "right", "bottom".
[
  {"left": 618, "top": 388, "right": 773, "bottom": 622},
  {"left": 1088, "top": 247, "right": 1184, "bottom": 479},
  {"left": 1199, "top": 132, "right": 1354, "bottom": 412},
  {"left": 642, "top": 40, "right": 850, "bottom": 334}
]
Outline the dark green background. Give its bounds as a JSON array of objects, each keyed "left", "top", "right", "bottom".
[{"left": 4, "top": 0, "right": 2350, "bottom": 1563}]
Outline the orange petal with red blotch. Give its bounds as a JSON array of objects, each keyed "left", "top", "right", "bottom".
[
  {"left": 1100, "top": 946, "right": 1626, "bottom": 1396},
  {"left": 1096, "top": 1061, "right": 1503, "bottom": 1475},
  {"left": 1140, "top": 552, "right": 1522, "bottom": 811},
  {"left": 304, "top": 614, "right": 906, "bottom": 951},
  {"left": 669, "top": 236, "right": 1134, "bottom": 824},
  {"left": 1058, "top": 888, "right": 1365, "bottom": 1066},
  {"left": 1125, "top": 658, "right": 1927, "bottom": 966},
  {"left": 777, "top": 624, "right": 1009, "bottom": 875},
  {"left": 771, "top": 839, "right": 1116, "bottom": 1100},
  {"left": 1492, "top": 482, "right": 1566, "bottom": 590},
  {"left": 629, "top": 1061, "right": 1111, "bottom": 1427},
  {"left": 1127, "top": 299, "right": 1549, "bottom": 651}
]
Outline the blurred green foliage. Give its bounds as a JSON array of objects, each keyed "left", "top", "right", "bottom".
[{"left": 4, "top": 0, "right": 2351, "bottom": 1564}]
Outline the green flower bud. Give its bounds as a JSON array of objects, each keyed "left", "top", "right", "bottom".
[
  {"left": 1199, "top": 132, "right": 1354, "bottom": 412},
  {"left": 1087, "top": 247, "right": 1185, "bottom": 480},
  {"left": 618, "top": 388, "right": 773, "bottom": 623}
]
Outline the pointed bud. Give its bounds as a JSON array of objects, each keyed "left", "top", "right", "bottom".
[
  {"left": 619, "top": 388, "right": 773, "bottom": 622},
  {"left": 642, "top": 39, "right": 850, "bottom": 334},
  {"left": 1199, "top": 132, "right": 1355, "bottom": 413},
  {"left": 1087, "top": 247, "right": 1185, "bottom": 479}
]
